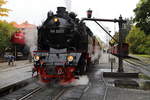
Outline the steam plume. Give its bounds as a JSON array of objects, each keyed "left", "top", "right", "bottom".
[
  {"left": 24, "top": 27, "right": 37, "bottom": 56},
  {"left": 64, "top": 0, "right": 71, "bottom": 12},
  {"left": 71, "top": 75, "right": 89, "bottom": 85}
]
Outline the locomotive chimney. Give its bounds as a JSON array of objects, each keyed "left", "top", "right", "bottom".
[{"left": 57, "top": 7, "right": 66, "bottom": 16}]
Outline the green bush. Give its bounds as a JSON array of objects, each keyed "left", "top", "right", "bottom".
[{"left": 126, "top": 26, "right": 150, "bottom": 55}]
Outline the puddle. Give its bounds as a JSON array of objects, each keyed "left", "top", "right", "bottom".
[
  {"left": 139, "top": 81, "right": 150, "bottom": 90},
  {"left": 139, "top": 73, "right": 150, "bottom": 80},
  {"left": 104, "top": 73, "right": 150, "bottom": 90},
  {"left": 113, "top": 74, "right": 150, "bottom": 90},
  {"left": 101, "top": 69, "right": 150, "bottom": 90},
  {"left": 115, "top": 80, "right": 150, "bottom": 90},
  {"left": 114, "top": 79, "right": 139, "bottom": 89},
  {"left": 139, "top": 73, "right": 150, "bottom": 90}
]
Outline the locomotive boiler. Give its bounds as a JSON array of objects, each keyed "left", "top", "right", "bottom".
[{"left": 33, "top": 7, "right": 101, "bottom": 82}]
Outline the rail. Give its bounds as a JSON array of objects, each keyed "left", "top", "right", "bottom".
[
  {"left": 124, "top": 57, "right": 150, "bottom": 78},
  {"left": 101, "top": 72, "right": 108, "bottom": 100},
  {"left": 52, "top": 88, "right": 67, "bottom": 100},
  {"left": 124, "top": 58, "right": 150, "bottom": 72},
  {"left": 18, "top": 87, "right": 41, "bottom": 100}
]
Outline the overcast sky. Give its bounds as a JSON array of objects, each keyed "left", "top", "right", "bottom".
[{"left": 3, "top": 0, "right": 140, "bottom": 42}]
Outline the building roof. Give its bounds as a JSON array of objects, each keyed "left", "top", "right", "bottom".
[{"left": 12, "top": 21, "right": 36, "bottom": 29}]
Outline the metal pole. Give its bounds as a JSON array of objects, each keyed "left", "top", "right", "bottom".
[
  {"left": 15, "top": 45, "right": 17, "bottom": 58},
  {"left": 118, "top": 15, "right": 124, "bottom": 72},
  {"left": 111, "top": 61, "right": 113, "bottom": 72}
]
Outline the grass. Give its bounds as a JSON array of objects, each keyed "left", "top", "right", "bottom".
[
  {"left": 139, "top": 73, "right": 150, "bottom": 80},
  {"left": 133, "top": 54, "right": 150, "bottom": 58}
]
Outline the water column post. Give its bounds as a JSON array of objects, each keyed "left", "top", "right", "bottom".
[{"left": 118, "top": 15, "right": 124, "bottom": 72}]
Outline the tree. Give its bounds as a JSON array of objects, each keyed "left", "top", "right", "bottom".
[
  {"left": 124, "top": 17, "right": 134, "bottom": 36},
  {"left": 0, "top": 0, "right": 10, "bottom": 16},
  {"left": 134, "top": 0, "right": 150, "bottom": 34},
  {"left": 126, "top": 26, "right": 148, "bottom": 54},
  {"left": 142, "top": 35, "right": 150, "bottom": 54},
  {"left": 109, "top": 32, "right": 119, "bottom": 46},
  {"left": 0, "top": 21, "right": 17, "bottom": 56},
  {"left": 109, "top": 18, "right": 133, "bottom": 46}
]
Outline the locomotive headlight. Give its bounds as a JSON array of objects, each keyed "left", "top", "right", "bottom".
[
  {"left": 54, "top": 18, "right": 59, "bottom": 22},
  {"left": 53, "top": 18, "right": 60, "bottom": 26},
  {"left": 67, "top": 56, "right": 74, "bottom": 62},
  {"left": 34, "top": 56, "right": 40, "bottom": 61}
]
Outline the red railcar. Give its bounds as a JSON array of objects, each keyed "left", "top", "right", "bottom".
[
  {"left": 108, "top": 43, "right": 129, "bottom": 57},
  {"left": 11, "top": 31, "right": 25, "bottom": 45},
  {"left": 10, "top": 31, "right": 30, "bottom": 58}
]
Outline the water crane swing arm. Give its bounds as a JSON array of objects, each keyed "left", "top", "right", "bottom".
[
  {"left": 81, "top": 18, "right": 126, "bottom": 23},
  {"left": 94, "top": 21, "right": 118, "bottom": 43},
  {"left": 80, "top": 17, "right": 126, "bottom": 45}
]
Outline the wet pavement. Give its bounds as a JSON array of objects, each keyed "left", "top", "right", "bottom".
[
  {"left": 0, "top": 60, "right": 31, "bottom": 71},
  {"left": 57, "top": 53, "right": 150, "bottom": 100},
  {"left": 106, "top": 87, "right": 150, "bottom": 100},
  {"left": 0, "top": 60, "right": 32, "bottom": 90},
  {"left": 0, "top": 53, "right": 150, "bottom": 100}
]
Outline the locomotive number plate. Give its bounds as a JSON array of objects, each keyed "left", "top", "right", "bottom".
[{"left": 50, "top": 29, "right": 64, "bottom": 33}]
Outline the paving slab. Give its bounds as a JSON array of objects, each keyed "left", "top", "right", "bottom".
[{"left": 106, "top": 87, "right": 150, "bottom": 100}]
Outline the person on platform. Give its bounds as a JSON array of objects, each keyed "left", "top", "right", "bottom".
[{"left": 7, "top": 55, "right": 15, "bottom": 66}]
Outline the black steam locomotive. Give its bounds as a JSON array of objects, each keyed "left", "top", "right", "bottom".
[{"left": 33, "top": 7, "right": 101, "bottom": 83}]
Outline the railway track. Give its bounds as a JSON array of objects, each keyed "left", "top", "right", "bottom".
[
  {"left": 51, "top": 73, "right": 108, "bottom": 100},
  {"left": 109, "top": 54, "right": 150, "bottom": 73},
  {"left": 15, "top": 84, "right": 70, "bottom": 100},
  {"left": 124, "top": 57, "right": 150, "bottom": 72},
  {"left": 126, "top": 56, "right": 149, "bottom": 66},
  {"left": 18, "top": 87, "right": 41, "bottom": 100},
  {"left": 101, "top": 72, "right": 108, "bottom": 100},
  {"left": 124, "top": 57, "right": 150, "bottom": 78},
  {"left": 52, "top": 88, "right": 67, "bottom": 100}
]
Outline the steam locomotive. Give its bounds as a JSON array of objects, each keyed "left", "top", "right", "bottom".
[{"left": 33, "top": 7, "right": 101, "bottom": 82}]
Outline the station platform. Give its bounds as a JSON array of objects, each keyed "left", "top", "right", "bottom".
[
  {"left": 0, "top": 60, "right": 31, "bottom": 70},
  {"left": 0, "top": 60, "right": 33, "bottom": 91}
]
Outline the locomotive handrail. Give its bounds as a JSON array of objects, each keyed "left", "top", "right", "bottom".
[{"left": 33, "top": 51, "right": 84, "bottom": 54}]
